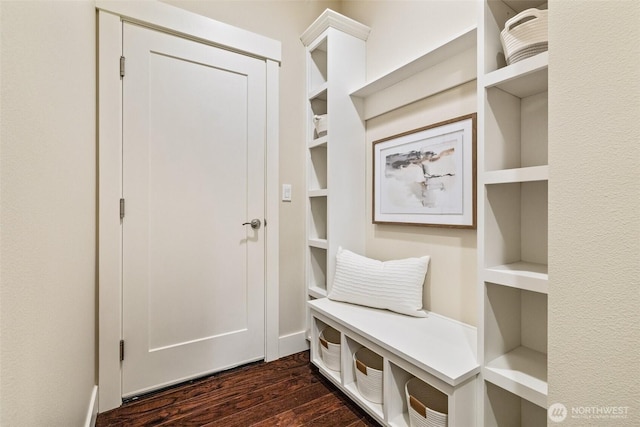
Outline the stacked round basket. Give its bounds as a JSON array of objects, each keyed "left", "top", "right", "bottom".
[{"left": 500, "top": 8, "right": 548, "bottom": 65}]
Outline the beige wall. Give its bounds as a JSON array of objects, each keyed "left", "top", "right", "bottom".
[
  {"left": 343, "top": 0, "right": 478, "bottom": 325},
  {"left": 343, "top": 0, "right": 477, "bottom": 82},
  {"left": 364, "top": 82, "right": 478, "bottom": 325},
  {"left": 0, "top": 1, "right": 96, "bottom": 425},
  {"left": 548, "top": 0, "right": 640, "bottom": 423}
]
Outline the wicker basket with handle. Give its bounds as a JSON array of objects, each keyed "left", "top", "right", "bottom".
[
  {"left": 354, "top": 347, "right": 383, "bottom": 404},
  {"left": 319, "top": 327, "right": 341, "bottom": 372},
  {"left": 500, "top": 8, "right": 548, "bottom": 65},
  {"left": 405, "top": 377, "right": 448, "bottom": 427}
]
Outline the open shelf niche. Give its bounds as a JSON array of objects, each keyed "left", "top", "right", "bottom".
[{"left": 478, "top": 0, "right": 549, "bottom": 424}]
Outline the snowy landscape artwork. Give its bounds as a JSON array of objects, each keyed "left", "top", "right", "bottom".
[{"left": 373, "top": 115, "right": 476, "bottom": 228}]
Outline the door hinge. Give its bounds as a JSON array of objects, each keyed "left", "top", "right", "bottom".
[
  {"left": 119, "top": 339, "right": 125, "bottom": 362},
  {"left": 120, "top": 56, "right": 126, "bottom": 78},
  {"left": 120, "top": 198, "right": 125, "bottom": 220}
]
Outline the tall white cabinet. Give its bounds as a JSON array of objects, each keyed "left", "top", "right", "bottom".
[
  {"left": 478, "top": 1, "right": 549, "bottom": 425},
  {"left": 301, "top": 10, "right": 369, "bottom": 300}
]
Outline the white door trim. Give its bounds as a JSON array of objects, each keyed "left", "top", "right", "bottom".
[
  {"left": 97, "top": 3, "right": 280, "bottom": 412},
  {"left": 96, "top": 1, "right": 281, "bottom": 63}
]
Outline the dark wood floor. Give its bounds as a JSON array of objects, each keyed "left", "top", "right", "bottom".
[{"left": 96, "top": 351, "right": 380, "bottom": 427}]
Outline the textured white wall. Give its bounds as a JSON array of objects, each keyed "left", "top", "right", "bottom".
[
  {"left": 0, "top": 1, "right": 96, "bottom": 425},
  {"left": 548, "top": 0, "right": 640, "bottom": 423},
  {"left": 343, "top": 0, "right": 478, "bottom": 325}
]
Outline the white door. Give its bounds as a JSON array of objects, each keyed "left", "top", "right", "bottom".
[{"left": 121, "top": 23, "right": 266, "bottom": 397}]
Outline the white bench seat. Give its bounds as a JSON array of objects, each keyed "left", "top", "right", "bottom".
[{"left": 308, "top": 298, "right": 479, "bottom": 426}]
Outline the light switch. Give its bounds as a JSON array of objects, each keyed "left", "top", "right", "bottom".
[{"left": 282, "top": 184, "right": 292, "bottom": 202}]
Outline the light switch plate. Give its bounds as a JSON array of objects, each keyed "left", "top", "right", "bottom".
[{"left": 282, "top": 184, "right": 292, "bottom": 202}]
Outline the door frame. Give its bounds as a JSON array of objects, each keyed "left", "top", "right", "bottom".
[{"left": 97, "top": 1, "right": 281, "bottom": 412}]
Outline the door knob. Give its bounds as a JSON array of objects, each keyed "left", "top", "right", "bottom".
[{"left": 242, "top": 219, "right": 261, "bottom": 229}]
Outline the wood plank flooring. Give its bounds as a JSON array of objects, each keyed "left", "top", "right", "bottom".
[{"left": 96, "top": 351, "right": 380, "bottom": 427}]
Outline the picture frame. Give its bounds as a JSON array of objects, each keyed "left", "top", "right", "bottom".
[{"left": 372, "top": 114, "right": 476, "bottom": 228}]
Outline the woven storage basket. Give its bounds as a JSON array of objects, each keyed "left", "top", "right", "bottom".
[
  {"left": 405, "top": 377, "right": 448, "bottom": 427},
  {"left": 500, "top": 8, "right": 548, "bottom": 65},
  {"left": 313, "top": 114, "right": 327, "bottom": 137},
  {"left": 354, "top": 347, "right": 383, "bottom": 404},
  {"left": 319, "top": 327, "right": 341, "bottom": 372}
]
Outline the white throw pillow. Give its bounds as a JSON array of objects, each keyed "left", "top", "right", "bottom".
[{"left": 328, "top": 248, "right": 430, "bottom": 317}]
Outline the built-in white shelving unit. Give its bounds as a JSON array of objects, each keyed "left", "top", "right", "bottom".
[
  {"left": 303, "top": 3, "right": 551, "bottom": 424},
  {"left": 478, "top": 1, "right": 549, "bottom": 425},
  {"left": 302, "top": 10, "right": 483, "bottom": 426},
  {"left": 301, "top": 9, "right": 368, "bottom": 303}
]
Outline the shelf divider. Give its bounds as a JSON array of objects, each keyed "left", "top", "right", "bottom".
[
  {"left": 484, "top": 262, "right": 548, "bottom": 294},
  {"left": 308, "top": 135, "right": 328, "bottom": 149},
  {"left": 483, "top": 52, "right": 548, "bottom": 98},
  {"left": 309, "top": 83, "right": 328, "bottom": 101},
  {"left": 308, "top": 238, "right": 328, "bottom": 250},
  {"left": 308, "top": 189, "right": 328, "bottom": 198},
  {"left": 483, "top": 346, "right": 548, "bottom": 409},
  {"left": 483, "top": 165, "right": 548, "bottom": 185}
]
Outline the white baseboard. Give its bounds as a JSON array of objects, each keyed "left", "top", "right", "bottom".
[
  {"left": 84, "top": 385, "right": 98, "bottom": 427},
  {"left": 278, "top": 331, "right": 309, "bottom": 358}
]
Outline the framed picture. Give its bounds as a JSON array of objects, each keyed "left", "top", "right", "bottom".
[{"left": 372, "top": 114, "right": 476, "bottom": 228}]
